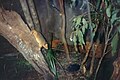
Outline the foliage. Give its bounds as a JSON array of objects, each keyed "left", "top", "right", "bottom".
[
  {"left": 105, "top": 2, "right": 120, "bottom": 55},
  {"left": 70, "top": 15, "right": 88, "bottom": 48},
  {"left": 44, "top": 45, "right": 58, "bottom": 80},
  {"left": 70, "top": 0, "right": 120, "bottom": 79},
  {"left": 71, "top": 0, "right": 120, "bottom": 56},
  {"left": 111, "top": 32, "right": 119, "bottom": 56}
]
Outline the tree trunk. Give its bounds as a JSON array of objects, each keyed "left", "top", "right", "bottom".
[
  {"left": 58, "top": 0, "right": 71, "bottom": 63},
  {"left": 0, "top": 9, "right": 53, "bottom": 80}
]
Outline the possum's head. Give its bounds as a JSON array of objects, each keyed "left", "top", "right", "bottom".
[{"left": 43, "top": 43, "right": 48, "bottom": 49}]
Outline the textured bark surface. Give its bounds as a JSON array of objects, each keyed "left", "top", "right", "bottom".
[
  {"left": 0, "top": 9, "right": 53, "bottom": 79},
  {"left": 58, "top": 0, "right": 71, "bottom": 63},
  {"left": 111, "top": 57, "right": 120, "bottom": 80}
]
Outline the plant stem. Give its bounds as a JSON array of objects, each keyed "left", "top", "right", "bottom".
[
  {"left": 94, "top": 41, "right": 108, "bottom": 80},
  {"left": 89, "top": 43, "right": 98, "bottom": 75},
  {"left": 94, "top": 23, "right": 113, "bottom": 80}
]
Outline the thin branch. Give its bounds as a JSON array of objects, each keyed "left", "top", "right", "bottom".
[
  {"left": 94, "top": 43, "right": 107, "bottom": 80},
  {"left": 81, "top": 0, "right": 92, "bottom": 66},
  {"left": 109, "top": 30, "right": 117, "bottom": 41},
  {"left": 89, "top": 42, "right": 98, "bottom": 75},
  {"left": 94, "top": 23, "right": 114, "bottom": 80},
  {"left": 105, "top": 48, "right": 112, "bottom": 55}
]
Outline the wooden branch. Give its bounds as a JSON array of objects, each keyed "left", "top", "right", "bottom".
[
  {"left": 89, "top": 44, "right": 95, "bottom": 75},
  {"left": 0, "top": 9, "right": 53, "bottom": 79},
  {"left": 94, "top": 24, "right": 114, "bottom": 80},
  {"left": 81, "top": 0, "right": 93, "bottom": 66},
  {"left": 58, "top": 0, "right": 71, "bottom": 63},
  {"left": 19, "top": 0, "right": 34, "bottom": 30},
  {"left": 27, "top": 0, "right": 42, "bottom": 32}
]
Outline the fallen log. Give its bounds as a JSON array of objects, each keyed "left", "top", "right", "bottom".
[{"left": 0, "top": 9, "right": 53, "bottom": 80}]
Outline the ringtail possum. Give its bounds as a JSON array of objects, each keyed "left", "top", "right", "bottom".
[{"left": 31, "top": 30, "right": 48, "bottom": 49}]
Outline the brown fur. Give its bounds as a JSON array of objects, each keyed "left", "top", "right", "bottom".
[{"left": 31, "top": 30, "right": 48, "bottom": 49}]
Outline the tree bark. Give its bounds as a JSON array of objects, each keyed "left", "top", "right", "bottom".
[
  {"left": 58, "top": 0, "right": 71, "bottom": 63},
  {"left": 111, "top": 57, "right": 120, "bottom": 80},
  {"left": 0, "top": 9, "right": 53, "bottom": 80}
]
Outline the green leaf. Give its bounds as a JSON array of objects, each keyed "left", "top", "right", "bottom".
[
  {"left": 111, "top": 10, "right": 119, "bottom": 24},
  {"left": 72, "top": 15, "right": 82, "bottom": 28},
  {"left": 96, "top": 0, "right": 102, "bottom": 10},
  {"left": 76, "top": 30, "right": 85, "bottom": 46},
  {"left": 106, "top": 5, "right": 111, "bottom": 17},
  {"left": 82, "top": 27, "right": 86, "bottom": 34},
  {"left": 117, "top": 0, "right": 120, "bottom": 3},
  {"left": 46, "top": 49, "right": 57, "bottom": 76},
  {"left": 118, "top": 26, "right": 120, "bottom": 33},
  {"left": 105, "top": 0, "right": 109, "bottom": 7},
  {"left": 91, "top": 32, "right": 95, "bottom": 40},
  {"left": 70, "top": 32, "right": 74, "bottom": 41},
  {"left": 89, "top": 23, "right": 95, "bottom": 31},
  {"left": 82, "top": 18, "right": 88, "bottom": 29},
  {"left": 91, "top": 23, "right": 95, "bottom": 28},
  {"left": 73, "top": 35, "right": 77, "bottom": 45},
  {"left": 111, "top": 13, "right": 117, "bottom": 24},
  {"left": 75, "top": 16, "right": 82, "bottom": 27},
  {"left": 82, "top": 18, "right": 88, "bottom": 34},
  {"left": 111, "top": 33, "right": 119, "bottom": 56}
]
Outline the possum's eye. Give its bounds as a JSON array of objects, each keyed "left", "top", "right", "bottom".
[
  {"left": 31, "top": 30, "right": 37, "bottom": 35},
  {"left": 31, "top": 31, "right": 34, "bottom": 35}
]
